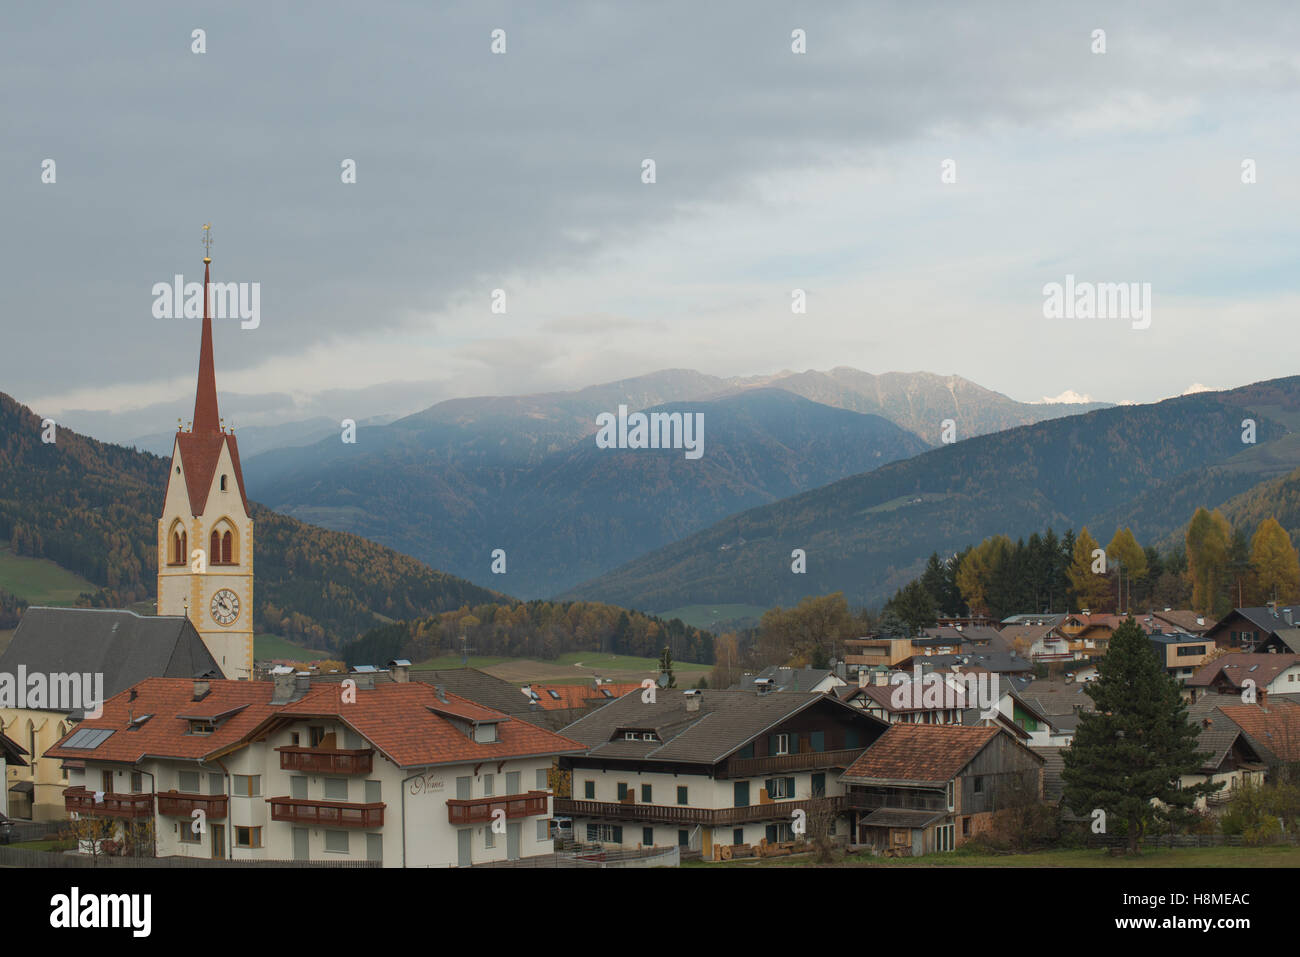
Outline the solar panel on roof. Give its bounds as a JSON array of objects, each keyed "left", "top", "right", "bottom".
[{"left": 64, "top": 728, "right": 114, "bottom": 749}]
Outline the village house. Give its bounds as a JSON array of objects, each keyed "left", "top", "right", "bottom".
[
  {"left": 1147, "top": 632, "right": 1214, "bottom": 681},
  {"left": 1181, "top": 695, "right": 1268, "bottom": 809},
  {"left": 554, "top": 688, "right": 888, "bottom": 859},
  {"left": 1186, "top": 653, "right": 1300, "bottom": 701},
  {"left": 839, "top": 724, "right": 1043, "bottom": 855},
  {"left": 729, "top": 665, "right": 846, "bottom": 694},
  {"left": 46, "top": 673, "right": 584, "bottom": 866},
  {"left": 1205, "top": 605, "right": 1300, "bottom": 652}
]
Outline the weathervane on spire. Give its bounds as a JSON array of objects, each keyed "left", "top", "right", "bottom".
[{"left": 202, "top": 223, "right": 213, "bottom": 263}]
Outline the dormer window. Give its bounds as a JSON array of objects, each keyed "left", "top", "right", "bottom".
[
  {"left": 473, "top": 722, "right": 499, "bottom": 744},
  {"left": 189, "top": 719, "right": 214, "bottom": 735}
]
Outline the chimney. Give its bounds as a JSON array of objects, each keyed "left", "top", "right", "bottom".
[
  {"left": 193, "top": 676, "right": 211, "bottom": 701},
  {"left": 1196, "top": 616, "right": 1205, "bottom": 627},
  {"left": 270, "top": 671, "right": 296, "bottom": 705},
  {"left": 435, "top": 684, "right": 448, "bottom": 703},
  {"left": 1258, "top": 688, "right": 1269, "bottom": 708},
  {"left": 684, "top": 689, "right": 701, "bottom": 712},
  {"left": 388, "top": 659, "right": 411, "bottom": 683},
  {"left": 858, "top": 669, "right": 868, "bottom": 689},
  {"left": 294, "top": 672, "right": 311, "bottom": 699},
  {"left": 1285, "top": 609, "right": 1294, "bottom": 627}
]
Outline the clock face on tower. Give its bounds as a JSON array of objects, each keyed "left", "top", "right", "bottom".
[{"left": 210, "top": 588, "right": 240, "bottom": 626}]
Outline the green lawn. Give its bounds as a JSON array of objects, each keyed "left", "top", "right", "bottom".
[
  {"left": 412, "top": 654, "right": 511, "bottom": 669},
  {"left": 685, "top": 844, "right": 1300, "bottom": 868},
  {"left": 8, "top": 838, "right": 75, "bottom": 852},
  {"left": 0, "top": 545, "right": 97, "bottom": 605},
  {"left": 657, "top": 604, "right": 767, "bottom": 630},
  {"left": 549, "top": 651, "right": 710, "bottom": 672},
  {"left": 254, "top": 633, "right": 332, "bottom": 662}
]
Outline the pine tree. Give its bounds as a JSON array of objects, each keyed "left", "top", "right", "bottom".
[
  {"left": 1061, "top": 618, "right": 1216, "bottom": 853},
  {"left": 887, "top": 579, "right": 937, "bottom": 636},
  {"left": 658, "top": 646, "right": 676, "bottom": 688}
]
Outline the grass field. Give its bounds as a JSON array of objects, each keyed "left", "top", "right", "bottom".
[
  {"left": 254, "top": 633, "right": 332, "bottom": 662},
  {"left": 657, "top": 604, "right": 767, "bottom": 630},
  {"left": 684, "top": 844, "right": 1300, "bottom": 868},
  {"left": 0, "top": 545, "right": 97, "bottom": 605},
  {"left": 411, "top": 654, "right": 512, "bottom": 670},
  {"left": 398, "top": 651, "right": 716, "bottom": 687}
]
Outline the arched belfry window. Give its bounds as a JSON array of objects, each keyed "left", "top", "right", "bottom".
[
  {"left": 169, "top": 521, "right": 188, "bottom": 566},
  {"left": 209, "top": 520, "right": 240, "bottom": 566}
]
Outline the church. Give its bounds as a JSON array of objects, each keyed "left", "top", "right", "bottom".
[{"left": 155, "top": 239, "right": 255, "bottom": 680}]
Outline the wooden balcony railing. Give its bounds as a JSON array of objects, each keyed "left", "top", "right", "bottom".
[
  {"left": 64, "top": 786, "right": 154, "bottom": 819},
  {"left": 269, "top": 797, "right": 385, "bottom": 828},
  {"left": 276, "top": 746, "right": 374, "bottom": 775},
  {"left": 723, "top": 748, "right": 865, "bottom": 778},
  {"left": 844, "top": 789, "right": 945, "bottom": 812},
  {"left": 156, "top": 791, "right": 229, "bottom": 819},
  {"left": 554, "top": 796, "right": 844, "bottom": 828},
  {"left": 447, "top": 791, "right": 549, "bottom": 826}
]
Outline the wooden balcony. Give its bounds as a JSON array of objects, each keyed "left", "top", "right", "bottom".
[
  {"left": 156, "top": 791, "right": 228, "bottom": 820},
  {"left": 64, "top": 786, "right": 154, "bottom": 819},
  {"left": 276, "top": 746, "right": 374, "bottom": 775},
  {"left": 723, "top": 748, "right": 864, "bottom": 778},
  {"left": 555, "top": 796, "right": 844, "bottom": 828},
  {"left": 845, "top": 789, "right": 945, "bottom": 812},
  {"left": 447, "top": 791, "right": 549, "bottom": 826},
  {"left": 269, "top": 797, "right": 385, "bottom": 828}
]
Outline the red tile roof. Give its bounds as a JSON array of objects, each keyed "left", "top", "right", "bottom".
[
  {"left": 841, "top": 724, "right": 1000, "bottom": 785},
  {"left": 47, "top": 678, "right": 586, "bottom": 769},
  {"left": 528, "top": 683, "right": 641, "bottom": 711},
  {"left": 1217, "top": 701, "right": 1300, "bottom": 762},
  {"left": 1188, "top": 653, "right": 1300, "bottom": 689}
]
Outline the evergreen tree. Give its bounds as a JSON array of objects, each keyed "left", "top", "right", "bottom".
[
  {"left": 1061, "top": 618, "right": 1216, "bottom": 853},
  {"left": 886, "top": 579, "right": 937, "bottom": 636},
  {"left": 658, "top": 646, "right": 676, "bottom": 688}
]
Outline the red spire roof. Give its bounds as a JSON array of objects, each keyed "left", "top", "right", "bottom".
[
  {"left": 172, "top": 251, "right": 250, "bottom": 516},
  {"left": 192, "top": 258, "right": 220, "bottom": 434}
]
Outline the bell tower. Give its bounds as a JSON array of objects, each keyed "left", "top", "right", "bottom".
[{"left": 157, "top": 225, "right": 254, "bottom": 678}]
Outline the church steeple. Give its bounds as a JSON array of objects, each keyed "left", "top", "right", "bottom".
[{"left": 192, "top": 225, "right": 220, "bottom": 434}]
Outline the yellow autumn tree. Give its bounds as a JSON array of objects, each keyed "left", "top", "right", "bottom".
[
  {"left": 1250, "top": 517, "right": 1300, "bottom": 604},
  {"left": 956, "top": 535, "right": 1012, "bottom": 616},
  {"left": 1068, "top": 527, "right": 1111, "bottom": 612},
  {"left": 1186, "top": 508, "right": 1232, "bottom": 615}
]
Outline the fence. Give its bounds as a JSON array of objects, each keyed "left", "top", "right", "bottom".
[
  {"left": 472, "top": 844, "right": 680, "bottom": 868},
  {"left": 1084, "top": 833, "right": 1297, "bottom": 849},
  {"left": 0, "top": 846, "right": 379, "bottom": 868}
]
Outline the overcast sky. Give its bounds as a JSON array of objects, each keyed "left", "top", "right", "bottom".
[{"left": 4, "top": 1, "right": 1299, "bottom": 443}]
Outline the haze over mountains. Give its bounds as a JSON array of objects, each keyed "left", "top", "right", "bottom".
[
  {"left": 564, "top": 377, "right": 1300, "bottom": 613},
  {"left": 240, "top": 368, "right": 1110, "bottom": 598}
]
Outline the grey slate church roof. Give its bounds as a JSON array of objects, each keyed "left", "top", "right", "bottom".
[{"left": 0, "top": 607, "right": 223, "bottom": 713}]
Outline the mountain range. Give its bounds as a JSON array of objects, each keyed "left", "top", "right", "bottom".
[
  {"left": 242, "top": 368, "right": 1106, "bottom": 597},
  {"left": 561, "top": 377, "right": 1300, "bottom": 612}
]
